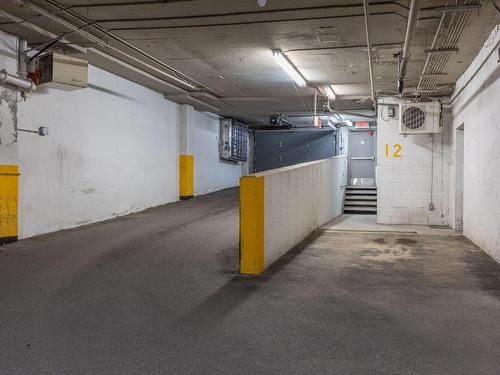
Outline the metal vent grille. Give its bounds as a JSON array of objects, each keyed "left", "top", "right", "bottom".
[{"left": 402, "top": 107, "right": 426, "bottom": 129}]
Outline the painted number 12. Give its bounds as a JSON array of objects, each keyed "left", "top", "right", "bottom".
[{"left": 385, "top": 144, "right": 401, "bottom": 158}]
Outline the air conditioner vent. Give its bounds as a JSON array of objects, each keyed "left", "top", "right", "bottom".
[
  {"left": 402, "top": 107, "right": 426, "bottom": 129},
  {"left": 399, "top": 101, "right": 441, "bottom": 134}
]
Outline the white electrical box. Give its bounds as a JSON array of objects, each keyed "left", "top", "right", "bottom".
[
  {"left": 38, "top": 53, "right": 88, "bottom": 90},
  {"left": 399, "top": 101, "right": 441, "bottom": 135}
]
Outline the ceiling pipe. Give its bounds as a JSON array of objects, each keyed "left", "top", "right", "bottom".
[
  {"left": 362, "top": 0, "right": 376, "bottom": 108},
  {"left": 285, "top": 41, "right": 404, "bottom": 53},
  {"left": 72, "top": 1, "right": 458, "bottom": 22},
  {"left": 108, "top": 12, "right": 419, "bottom": 31},
  {"left": 0, "top": 69, "right": 36, "bottom": 92},
  {"left": 326, "top": 98, "right": 376, "bottom": 119},
  {"left": 397, "top": 0, "right": 419, "bottom": 95},
  {"left": 7, "top": 0, "right": 204, "bottom": 91},
  {"left": 0, "top": 10, "right": 201, "bottom": 96},
  {"left": 18, "top": 39, "right": 28, "bottom": 79},
  {"left": 0, "top": 9, "right": 86, "bottom": 53},
  {"left": 72, "top": 0, "right": 412, "bottom": 14},
  {"left": 57, "top": 0, "right": 459, "bottom": 12}
]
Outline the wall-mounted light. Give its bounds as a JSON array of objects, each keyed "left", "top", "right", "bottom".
[
  {"left": 272, "top": 49, "right": 307, "bottom": 87},
  {"left": 323, "top": 85, "right": 336, "bottom": 101},
  {"left": 257, "top": 0, "right": 267, "bottom": 6}
]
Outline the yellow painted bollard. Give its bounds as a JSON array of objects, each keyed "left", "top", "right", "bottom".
[
  {"left": 179, "top": 155, "right": 194, "bottom": 200},
  {"left": 0, "top": 165, "right": 18, "bottom": 241},
  {"left": 239, "top": 176, "right": 265, "bottom": 275}
]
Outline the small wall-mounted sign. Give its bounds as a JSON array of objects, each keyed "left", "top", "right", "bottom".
[{"left": 355, "top": 122, "right": 369, "bottom": 128}]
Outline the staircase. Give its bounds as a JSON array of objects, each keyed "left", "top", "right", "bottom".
[{"left": 343, "top": 186, "right": 377, "bottom": 214}]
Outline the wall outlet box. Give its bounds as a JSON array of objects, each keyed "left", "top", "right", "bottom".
[{"left": 38, "top": 126, "right": 49, "bottom": 136}]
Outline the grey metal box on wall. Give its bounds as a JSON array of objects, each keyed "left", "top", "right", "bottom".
[
  {"left": 219, "top": 118, "right": 248, "bottom": 162},
  {"left": 254, "top": 128, "right": 336, "bottom": 173},
  {"left": 38, "top": 53, "right": 88, "bottom": 90}
]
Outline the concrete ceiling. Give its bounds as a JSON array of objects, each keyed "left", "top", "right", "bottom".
[{"left": 0, "top": 0, "right": 498, "bottom": 125}]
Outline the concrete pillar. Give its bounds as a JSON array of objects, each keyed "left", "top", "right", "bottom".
[
  {"left": 178, "top": 105, "right": 194, "bottom": 200},
  {"left": 0, "top": 32, "right": 20, "bottom": 241}
]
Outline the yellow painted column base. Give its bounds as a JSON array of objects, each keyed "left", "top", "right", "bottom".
[
  {"left": 0, "top": 165, "right": 19, "bottom": 241},
  {"left": 179, "top": 154, "right": 194, "bottom": 200},
  {"left": 239, "top": 175, "right": 265, "bottom": 275}
]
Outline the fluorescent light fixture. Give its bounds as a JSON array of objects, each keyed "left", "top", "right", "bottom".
[
  {"left": 272, "top": 49, "right": 307, "bottom": 87},
  {"left": 324, "top": 85, "right": 336, "bottom": 101},
  {"left": 345, "top": 120, "right": 354, "bottom": 127}
]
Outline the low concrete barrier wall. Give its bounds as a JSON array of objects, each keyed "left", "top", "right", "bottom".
[{"left": 240, "top": 156, "right": 346, "bottom": 275}]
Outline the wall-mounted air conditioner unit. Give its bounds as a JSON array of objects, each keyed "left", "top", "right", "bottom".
[
  {"left": 399, "top": 101, "right": 441, "bottom": 135},
  {"left": 37, "top": 53, "right": 88, "bottom": 90}
]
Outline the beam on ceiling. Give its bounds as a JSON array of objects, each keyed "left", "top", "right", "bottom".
[
  {"left": 434, "top": 4, "right": 482, "bottom": 12},
  {"left": 165, "top": 93, "right": 222, "bottom": 113}
]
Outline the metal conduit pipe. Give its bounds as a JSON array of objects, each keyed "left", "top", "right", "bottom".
[
  {"left": 0, "top": 69, "right": 36, "bottom": 92},
  {"left": 326, "top": 94, "right": 376, "bottom": 120},
  {"left": 362, "top": 0, "right": 376, "bottom": 108},
  {"left": 108, "top": 12, "right": 424, "bottom": 32},
  {"left": 397, "top": 0, "right": 419, "bottom": 94},
  {"left": 0, "top": 9, "right": 86, "bottom": 53},
  {"left": 0, "top": 8, "right": 199, "bottom": 99},
  {"left": 64, "top": 1, "right": 411, "bottom": 12},
  {"left": 41, "top": 0, "right": 229, "bottom": 97},
  {"left": 7, "top": 0, "right": 202, "bottom": 91},
  {"left": 18, "top": 39, "right": 28, "bottom": 79}
]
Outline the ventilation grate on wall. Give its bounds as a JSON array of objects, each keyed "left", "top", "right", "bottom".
[{"left": 402, "top": 107, "right": 426, "bottom": 129}]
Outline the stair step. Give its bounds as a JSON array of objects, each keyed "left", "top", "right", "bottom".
[
  {"left": 346, "top": 189, "right": 377, "bottom": 195},
  {"left": 344, "top": 206, "right": 377, "bottom": 213},
  {"left": 344, "top": 200, "right": 377, "bottom": 206},
  {"left": 347, "top": 186, "right": 377, "bottom": 190},
  {"left": 345, "top": 194, "right": 377, "bottom": 201}
]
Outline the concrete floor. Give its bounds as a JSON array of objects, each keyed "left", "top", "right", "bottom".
[
  {"left": 1, "top": 190, "right": 500, "bottom": 374},
  {"left": 322, "top": 214, "right": 461, "bottom": 235}
]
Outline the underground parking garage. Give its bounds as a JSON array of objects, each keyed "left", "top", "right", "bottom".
[{"left": 0, "top": 0, "right": 499, "bottom": 373}]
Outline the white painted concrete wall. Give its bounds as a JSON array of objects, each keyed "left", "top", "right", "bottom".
[
  {"left": 15, "top": 65, "right": 242, "bottom": 238},
  {"left": 376, "top": 98, "right": 449, "bottom": 225},
  {"left": 190, "top": 110, "right": 241, "bottom": 195},
  {"left": 17, "top": 66, "right": 180, "bottom": 238},
  {"left": 450, "top": 26, "right": 500, "bottom": 262},
  {"left": 261, "top": 156, "right": 346, "bottom": 266},
  {"left": 0, "top": 27, "right": 244, "bottom": 238}
]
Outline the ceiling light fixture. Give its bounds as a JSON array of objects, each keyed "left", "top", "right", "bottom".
[
  {"left": 272, "top": 49, "right": 307, "bottom": 87},
  {"left": 324, "top": 85, "right": 336, "bottom": 101}
]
